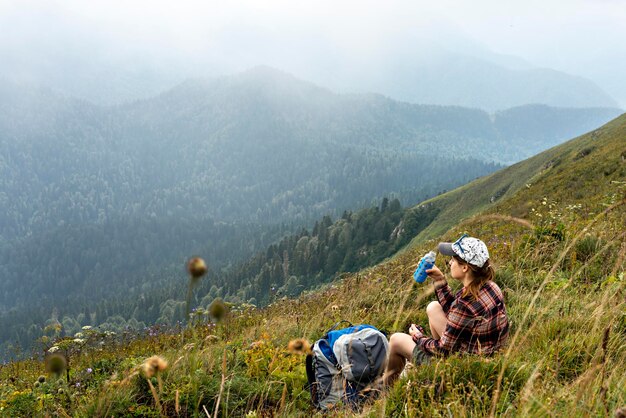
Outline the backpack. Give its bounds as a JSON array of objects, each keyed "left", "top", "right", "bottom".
[{"left": 305, "top": 321, "right": 389, "bottom": 410}]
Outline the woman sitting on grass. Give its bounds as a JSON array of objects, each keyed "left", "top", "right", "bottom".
[{"left": 384, "top": 235, "right": 509, "bottom": 386}]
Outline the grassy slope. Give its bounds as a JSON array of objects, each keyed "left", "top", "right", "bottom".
[
  {"left": 405, "top": 111, "right": 626, "bottom": 246},
  {"left": 1, "top": 115, "right": 625, "bottom": 417}
]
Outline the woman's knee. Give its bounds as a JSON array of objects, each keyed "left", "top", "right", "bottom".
[
  {"left": 388, "top": 332, "right": 415, "bottom": 358},
  {"left": 426, "top": 301, "right": 442, "bottom": 316},
  {"left": 389, "top": 332, "right": 405, "bottom": 349}
]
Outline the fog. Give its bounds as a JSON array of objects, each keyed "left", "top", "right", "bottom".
[{"left": 1, "top": 0, "right": 625, "bottom": 107}]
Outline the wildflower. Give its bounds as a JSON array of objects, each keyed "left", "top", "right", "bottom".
[
  {"left": 87, "top": 368, "right": 93, "bottom": 373},
  {"left": 75, "top": 382, "right": 80, "bottom": 388},
  {"left": 187, "top": 257, "right": 208, "bottom": 280},
  {"left": 48, "top": 346, "right": 60, "bottom": 353},
  {"left": 74, "top": 332, "right": 84, "bottom": 338},
  {"left": 81, "top": 326, "right": 92, "bottom": 331},
  {"left": 142, "top": 355, "right": 168, "bottom": 378},
  {"left": 73, "top": 338, "right": 85, "bottom": 344},
  {"left": 287, "top": 338, "right": 312, "bottom": 355}
]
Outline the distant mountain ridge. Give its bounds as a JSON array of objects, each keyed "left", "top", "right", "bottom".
[
  {"left": 0, "top": 68, "right": 621, "bottom": 245},
  {"left": 1, "top": 21, "right": 620, "bottom": 111},
  {"left": 322, "top": 52, "right": 619, "bottom": 111}
]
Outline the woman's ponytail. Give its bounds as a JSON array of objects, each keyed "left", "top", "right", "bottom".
[{"left": 459, "top": 258, "right": 495, "bottom": 301}]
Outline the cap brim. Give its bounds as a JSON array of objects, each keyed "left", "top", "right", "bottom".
[{"left": 438, "top": 242, "right": 456, "bottom": 256}]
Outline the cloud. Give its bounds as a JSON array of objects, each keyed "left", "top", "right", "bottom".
[{"left": 1, "top": 0, "right": 624, "bottom": 105}]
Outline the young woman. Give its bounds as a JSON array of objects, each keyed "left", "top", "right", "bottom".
[{"left": 384, "top": 235, "right": 509, "bottom": 386}]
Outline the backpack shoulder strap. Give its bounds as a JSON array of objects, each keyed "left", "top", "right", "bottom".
[
  {"left": 327, "top": 320, "right": 353, "bottom": 334},
  {"left": 324, "top": 319, "right": 353, "bottom": 338}
]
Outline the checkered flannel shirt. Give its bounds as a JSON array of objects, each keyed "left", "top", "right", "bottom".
[{"left": 415, "top": 280, "right": 509, "bottom": 356}]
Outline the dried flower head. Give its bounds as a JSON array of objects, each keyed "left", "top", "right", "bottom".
[
  {"left": 142, "top": 355, "right": 168, "bottom": 378},
  {"left": 209, "top": 298, "right": 229, "bottom": 321},
  {"left": 287, "top": 338, "right": 312, "bottom": 355},
  {"left": 187, "top": 257, "right": 208, "bottom": 280},
  {"left": 45, "top": 353, "right": 68, "bottom": 376}
]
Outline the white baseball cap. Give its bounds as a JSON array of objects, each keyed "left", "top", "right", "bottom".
[{"left": 438, "top": 234, "right": 490, "bottom": 268}]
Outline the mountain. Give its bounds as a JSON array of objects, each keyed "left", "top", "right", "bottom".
[
  {"left": 304, "top": 49, "right": 619, "bottom": 111},
  {"left": 0, "top": 69, "right": 621, "bottom": 354},
  {"left": 1, "top": 108, "right": 623, "bottom": 417}
]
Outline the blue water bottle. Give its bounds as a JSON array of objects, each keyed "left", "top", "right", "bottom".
[{"left": 413, "top": 251, "right": 436, "bottom": 283}]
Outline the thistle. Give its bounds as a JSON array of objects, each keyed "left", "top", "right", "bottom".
[
  {"left": 187, "top": 256, "right": 208, "bottom": 281},
  {"left": 209, "top": 298, "right": 229, "bottom": 322},
  {"left": 287, "top": 338, "right": 312, "bottom": 355},
  {"left": 142, "top": 355, "right": 168, "bottom": 379},
  {"left": 186, "top": 256, "right": 208, "bottom": 321},
  {"left": 142, "top": 355, "right": 168, "bottom": 413},
  {"left": 45, "top": 353, "right": 68, "bottom": 377}
]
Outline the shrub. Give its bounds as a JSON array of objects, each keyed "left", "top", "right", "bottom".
[
  {"left": 534, "top": 223, "right": 566, "bottom": 242},
  {"left": 574, "top": 235, "right": 601, "bottom": 263},
  {"left": 2, "top": 391, "right": 38, "bottom": 417}
]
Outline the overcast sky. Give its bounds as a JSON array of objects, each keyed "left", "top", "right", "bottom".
[{"left": 1, "top": 0, "right": 625, "bottom": 105}]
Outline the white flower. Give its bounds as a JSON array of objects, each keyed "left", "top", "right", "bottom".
[
  {"left": 48, "top": 346, "right": 60, "bottom": 353},
  {"left": 73, "top": 338, "right": 85, "bottom": 344},
  {"left": 81, "top": 326, "right": 92, "bottom": 331},
  {"left": 74, "top": 332, "right": 84, "bottom": 338}
]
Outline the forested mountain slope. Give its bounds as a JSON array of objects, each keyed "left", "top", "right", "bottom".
[
  {"left": 1, "top": 105, "right": 623, "bottom": 418},
  {"left": 0, "top": 69, "right": 621, "bottom": 355},
  {"left": 1, "top": 67, "right": 620, "bottom": 243}
]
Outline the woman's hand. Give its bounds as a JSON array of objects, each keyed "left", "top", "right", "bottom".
[
  {"left": 426, "top": 265, "right": 447, "bottom": 288},
  {"left": 408, "top": 324, "right": 424, "bottom": 340}
]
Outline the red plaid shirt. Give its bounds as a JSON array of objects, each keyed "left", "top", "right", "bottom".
[{"left": 416, "top": 280, "right": 509, "bottom": 356}]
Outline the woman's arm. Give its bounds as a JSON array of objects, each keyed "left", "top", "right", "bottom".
[
  {"left": 426, "top": 265, "right": 454, "bottom": 314},
  {"left": 416, "top": 302, "right": 474, "bottom": 356}
]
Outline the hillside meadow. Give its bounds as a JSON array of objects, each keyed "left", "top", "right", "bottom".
[{"left": 1, "top": 115, "right": 625, "bottom": 416}]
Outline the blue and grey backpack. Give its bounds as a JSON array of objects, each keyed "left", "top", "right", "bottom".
[{"left": 305, "top": 322, "right": 389, "bottom": 410}]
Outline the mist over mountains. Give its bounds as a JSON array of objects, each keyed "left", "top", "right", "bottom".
[
  {"left": 1, "top": 67, "right": 621, "bottom": 243},
  {"left": 1, "top": 6, "right": 622, "bottom": 110},
  {"left": 1, "top": 43, "right": 618, "bottom": 111}
]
